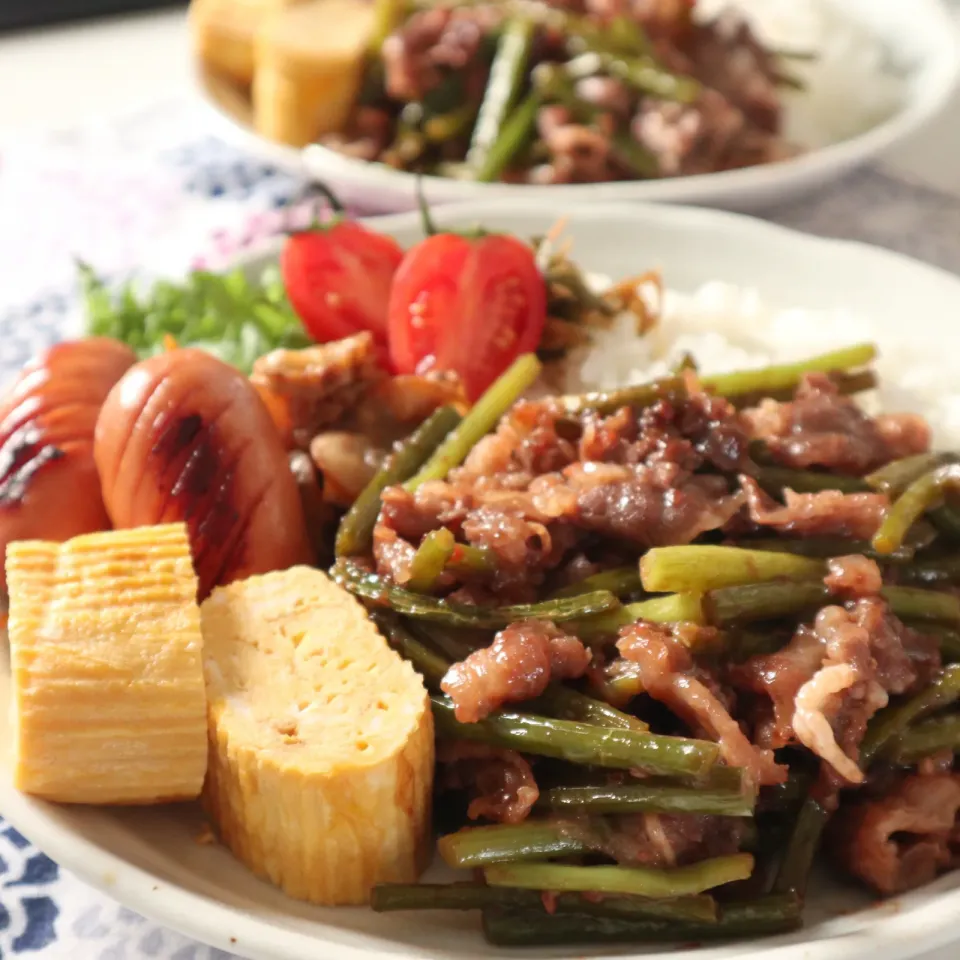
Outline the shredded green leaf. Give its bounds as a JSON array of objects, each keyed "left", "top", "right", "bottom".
[{"left": 78, "top": 261, "right": 312, "bottom": 373}]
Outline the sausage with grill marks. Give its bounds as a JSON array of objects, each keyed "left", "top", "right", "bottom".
[
  {"left": 0, "top": 337, "right": 137, "bottom": 588},
  {"left": 94, "top": 348, "right": 314, "bottom": 599}
]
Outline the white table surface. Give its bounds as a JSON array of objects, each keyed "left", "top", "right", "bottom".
[{"left": 1, "top": 6, "right": 960, "bottom": 960}]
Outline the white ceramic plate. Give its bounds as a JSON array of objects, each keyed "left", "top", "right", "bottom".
[
  {"left": 5, "top": 201, "right": 960, "bottom": 960},
  {"left": 199, "top": 0, "right": 960, "bottom": 212}
]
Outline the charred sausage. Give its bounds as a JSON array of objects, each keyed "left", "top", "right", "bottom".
[
  {"left": 0, "top": 337, "right": 137, "bottom": 588},
  {"left": 94, "top": 348, "right": 315, "bottom": 599}
]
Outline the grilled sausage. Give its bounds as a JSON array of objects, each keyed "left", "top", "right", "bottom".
[
  {"left": 0, "top": 337, "right": 137, "bottom": 588},
  {"left": 94, "top": 348, "right": 315, "bottom": 599}
]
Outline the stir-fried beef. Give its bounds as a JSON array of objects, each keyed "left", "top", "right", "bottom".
[
  {"left": 438, "top": 741, "right": 539, "bottom": 824},
  {"left": 618, "top": 620, "right": 786, "bottom": 785},
  {"left": 825, "top": 554, "right": 884, "bottom": 599},
  {"left": 831, "top": 774, "right": 960, "bottom": 895},
  {"left": 594, "top": 812, "right": 747, "bottom": 867},
  {"left": 741, "top": 476, "right": 889, "bottom": 540},
  {"left": 732, "top": 591, "right": 940, "bottom": 784},
  {"left": 381, "top": 6, "right": 502, "bottom": 102},
  {"left": 745, "top": 373, "right": 930, "bottom": 475},
  {"left": 374, "top": 392, "right": 752, "bottom": 594},
  {"left": 441, "top": 619, "right": 591, "bottom": 722}
]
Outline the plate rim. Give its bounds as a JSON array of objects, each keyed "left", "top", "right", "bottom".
[{"left": 7, "top": 199, "right": 960, "bottom": 960}]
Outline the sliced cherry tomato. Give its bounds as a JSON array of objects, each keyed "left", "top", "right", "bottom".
[
  {"left": 387, "top": 231, "right": 547, "bottom": 400},
  {"left": 281, "top": 197, "right": 404, "bottom": 351}
]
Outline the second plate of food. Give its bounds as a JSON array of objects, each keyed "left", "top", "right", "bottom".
[
  {"left": 194, "top": 0, "right": 960, "bottom": 211},
  {"left": 4, "top": 200, "right": 960, "bottom": 960}
]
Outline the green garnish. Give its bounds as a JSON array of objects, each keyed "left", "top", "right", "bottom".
[{"left": 79, "top": 261, "right": 312, "bottom": 373}]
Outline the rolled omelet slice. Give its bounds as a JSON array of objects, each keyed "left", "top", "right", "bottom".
[
  {"left": 251, "top": 0, "right": 374, "bottom": 147},
  {"left": 201, "top": 566, "right": 434, "bottom": 905},
  {"left": 189, "top": 0, "right": 307, "bottom": 86},
  {"left": 8, "top": 523, "right": 207, "bottom": 804}
]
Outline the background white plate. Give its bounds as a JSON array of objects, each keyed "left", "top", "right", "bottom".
[
  {"left": 5, "top": 201, "right": 960, "bottom": 960},
  {"left": 199, "top": 0, "right": 960, "bottom": 212}
]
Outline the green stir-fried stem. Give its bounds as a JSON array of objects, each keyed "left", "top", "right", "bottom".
[
  {"left": 406, "top": 528, "right": 457, "bottom": 592},
  {"left": 552, "top": 376, "right": 686, "bottom": 416},
  {"left": 754, "top": 466, "right": 870, "bottom": 496},
  {"left": 892, "top": 714, "right": 960, "bottom": 764},
  {"left": 481, "top": 894, "right": 802, "bottom": 946},
  {"left": 738, "top": 369, "right": 877, "bottom": 408},
  {"left": 591, "top": 51, "right": 701, "bottom": 103},
  {"left": 552, "top": 566, "right": 643, "bottom": 599},
  {"left": 883, "top": 585, "right": 960, "bottom": 624},
  {"left": 707, "top": 581, "right": 960, "bottom": 626},
  {"left": 541, "top": 782, "right": 755, "bottom": 817},
  {"left": 898, "top": 556, "right": 960, "bottom": 586},
  {"left": 706, "top": 581, "right": 829, "bottom": 625},
  {"left": 371, "top": 612, "right": 449, "bottom": 687},
  {"left": 532, "top": 685, "right": 648, "bottom": 730},
  {"left": 335, "top": 406, "right": 461, "bottom": 557},
  {"left": 372, "top": 883, "right": 719, "bottom": 923},
  {"left": 430, "top": 696, "right": 721, "bottom": 776},
  {"left": 573, "top": 593, "right": 706, "bottom": 639},
  {"left": 474, "top": 91, "right": 540, "bottom": 182},
  {"left": 483, "top": 855, "right": 754, "bottom": 898},
  {"left": 873, "top": 464, "right": 960, "bottom": 554},
  {"left": 446, "top": 542, "right": 496, "bottom": 576},
  {"left": 438, "top": 820, "right": 597, "bottom": 868},
  {"left": 860, "top": 664, "right": 960, "bottom": 765},
  {"left": 756, "top": 465, "right": 870, "bottom": 497},
  {"left": 468, "top": 18, "right": 534, "bottom": 175},
  {"left": 405, "top": 353, "right": 541, "bottom": 488},
  {"left": 698, "top": 343, "right": 876, "bottom": 400},
  {"left": 641, "top": 545, "right": 823, "bottom": 594},
  {"left": 773, "top": 797, "right": 830, "bottom": 898},
  {"left": 737, "top": 536, "right": 914, "bottom": 563},
  {"left": 334, "top": 559, "right": 619, "bottom": 628},
  {"left": 866, "top": 453, "right": 955, "bottom": 496}
]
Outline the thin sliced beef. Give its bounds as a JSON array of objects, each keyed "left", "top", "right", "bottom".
[
  {"left": 741, "top": 475, "right": 888, "bottom": 540},
  {"left": 379, "top": 483, "right": 469, "bottom": 543},
  {"left": 373, "top": 393, "right": 749, "bottom": 594},
  {"left": 533, "top": 461, "right": 745, "bottom": 547},
  {"left": 618, "top": 621, "right": 786, "bottom": 786},
  {"left": 745, "top": 373, "right": 930, "bottom": 475},
  {"left": 596, "top": 812, "right": 747, "bottom": 868},
  {"left": 372, "top": 523, "right": 417, "bottom": 586},
  {"left": 731, "top": 599, "right": 940, "bottom": 784},
  {"left": 684, "top": 11, "right": 783, "bottom": 132},
  {"left": 458, "top": 399, "right": 579, "bottom": 481},
  {"left": 441, "top": 620, "right": 590, "bottom": 722},
  {"left": 438, "top": 741, "right": 539, "bottom": 824},
  {"left": 632, "top": 90, "right": 748, "bottom": 177},
  {"left": 832, "top": 774, "right": 960, "bottom": 895},
  {"left": 825, "top": 554, "right": 884, "bottom": 599},
  {"left": 381, "top": 6, "right": 501, "bottom": 101}
]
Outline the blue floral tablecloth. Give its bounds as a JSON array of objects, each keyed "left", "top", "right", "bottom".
[{"left": 3, "top": 98, "right": 960, "bottom": 959}]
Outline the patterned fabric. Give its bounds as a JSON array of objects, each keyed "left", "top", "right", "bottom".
[{"left": 1, "top": 97, "right": 960, "bottom": 958}]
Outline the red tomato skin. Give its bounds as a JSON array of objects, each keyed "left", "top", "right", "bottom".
[
  {"left": 387, "top": 233, "right": 546, "bottom": 400},
  {"left": 281, "top": 221, "right": 404, "bottom": 347}
]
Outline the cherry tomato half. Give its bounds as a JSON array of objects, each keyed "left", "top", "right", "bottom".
[
  {"left": 387, "top": 232, "right": 547, "bottom": 400},
  {"left": 281, "top": 220, "right": 404, "bottom": 350}
]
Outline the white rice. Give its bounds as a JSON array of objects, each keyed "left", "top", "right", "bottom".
[
  {"left": 697, "top": 0, "right": 905, "bottom": 148},
  {"left": 568, "top": 276, "right": 960, "bottom": 449}
]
